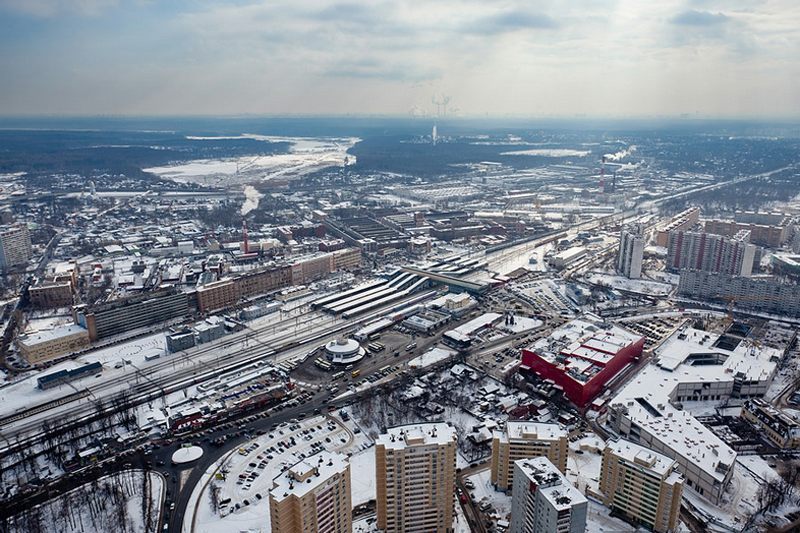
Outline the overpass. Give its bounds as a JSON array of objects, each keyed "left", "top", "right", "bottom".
[{"left": 400, "top": 266, "right": 490, "bottom": 294}]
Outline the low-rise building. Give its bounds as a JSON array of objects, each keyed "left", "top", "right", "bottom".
[
  {"left": 28, "top": 280, "right": 73, "bottom": 309},
  {"left": 19, "top": 324, "right": 91, "bottom": 365},
  {"left": 509, "top": 457, "right": 587, "bottom": 533},
  {"left": 521, "top": 314, "right": 645, "bottom": 408},
  {"left": 607, "top": 325, "right": 781, "bottom": 503},
  {"left": 742, "top": 399, "right": 800, "bottom": 449},
  {"left": 166, "top": 330, "right": 196, "bottom": 353},
  {"left": 600, "top": 439, "right": 683, "bottom": 533},
  {"left": 491, "top": 421, "right": 568, "bottom": 492}
]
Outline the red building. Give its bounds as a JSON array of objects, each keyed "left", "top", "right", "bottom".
[{"left": 520, "top": 316, "right": 644, "bottom": 408}]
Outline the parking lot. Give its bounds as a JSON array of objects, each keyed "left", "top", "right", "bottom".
[{"left": 190, "top": 412, "right": 371, "bottom": 532}]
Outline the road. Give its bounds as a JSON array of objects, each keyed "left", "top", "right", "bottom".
[{"left": 0, "top": 289, "right": 436, "bottom": 457}]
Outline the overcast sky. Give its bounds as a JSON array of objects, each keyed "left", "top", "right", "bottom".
[{"left": 1, "top": 0, "right": 798, "bottom": 117}]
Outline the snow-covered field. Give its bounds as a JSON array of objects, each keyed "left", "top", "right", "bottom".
[
  {"left": 4, "top": 470, "right": 164, "bottom": 533},
  {"left": 585, "top": 272, "right": 673, "bottom": 296},
  {"left": 501, "top": 149, "right": 591, "bottom": 157},
  {"left": 145, "top": 135, "right": 359, "bottom": 187},
  {"left": 0, "top": 331, "right": 167, "bottom": 419}
]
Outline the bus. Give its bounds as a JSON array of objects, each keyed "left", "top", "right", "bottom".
[
  {"left": 314, "top": 358, "right": 332, "bottom": 371},
  {"left": 368, "top": 342, "right": 385, "bottom": 353},
  {"left": 331, "top": 371, "right": 344, "bottom": 380},
  {"left": 351, "top": 369, "right": 361, "bottom": 378}
]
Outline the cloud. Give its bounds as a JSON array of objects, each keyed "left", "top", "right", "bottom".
[
  {"left": 1, "top": 0, "right": 799, "bottom": 116},
  {"left": 467, "top": 10, "right": 559, "bottom": 34},
  {"left": 671, "top": 9, "right": 729, "bottom": 26},
  {"left": 0, "top": 0, "right": 119, "bottom": 17},
  {"left": 325, "top": 60, "right": 442, "bottom": 82}
]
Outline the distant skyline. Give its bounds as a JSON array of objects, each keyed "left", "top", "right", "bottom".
[{"left": 1, "top": 0, "right": 799, "bottom": 118}]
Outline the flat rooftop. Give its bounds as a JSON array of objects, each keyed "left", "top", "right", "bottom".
[
  {"left": 500, "top": 421, "right": 566, "bottom": 442},
  {"left": 609, "top": 325, "right": 782, "bottom": 482},
  {"left": 270, "top": 451, "right": 348, "bottom": 501},
  {"left": 526, "top": 314, "right": 643, "bottom": 384},
  {"left": 516, "top": 457, "right": 586, "bottom": 511},
  {"left": 606, "top": 438, "right": 676, "bottom": 477},
  {"left": 376, "top": 422, "right": 457, "bottom": 450},
  {"left": 20, "top": 324, "right": 87, "bottom": 345}
]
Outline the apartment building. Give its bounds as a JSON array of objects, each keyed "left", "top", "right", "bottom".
[
  {"left": 269, "top": 451, "right": 352, "bottom": 533},
  {"left": 617, "top": 225, "right": 644, "bottom": 279},
  {"left": 491, "top": 421, "right": 568, "bottom": 492},
  {"left": 678, "top": 270, "right": 800, "bottom": 318},
  {"left": 375, "top": 422, "right": 457, "bottom": 533},
  {"left": 509, "top": 457, "right": 587, "bottom": 533},
  {"left": 655, "top": 207, "right": 700, "bottom": 247},
  {"left": 705, "top": 211, "right": 793, "bottom": 248},
  {"left": 599, "top": 439, "right": 683, "bottom": 533},
  {"left": 0, "top": 223, "right": 32, "bottom": 270},
  {"left": 667, "top": 229, "right": 756, "bottom": 276}
]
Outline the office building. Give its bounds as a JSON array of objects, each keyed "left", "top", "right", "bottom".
[
  {"left": 0, "top": 223, "right": 32, "bottom": 270},
  {"left": 667, "top": 229, "right": 756, "bottom": 276},
  {"left": 375, "top": 422, "right": 457, "bottom": 533},
  {"left": 509, "top": 457, "right": 587, "bottom": 533},
  {"left": 491, "top": 421, "right": 568, "bottom": 492},
  {"left": 74, "top": 288, "right": 191, "bottom": 341},
  {"left": 18, "top": 324, "right": 90, "bottom": 365},
  {"left": 617, "top": 225, "right": 644, "bottom": 279},
  {"left": 600, "top": 439, "right": 683, "bottom": 533},
  {"left": 269, "top": 451, "right": 352, "bottom": 533}
]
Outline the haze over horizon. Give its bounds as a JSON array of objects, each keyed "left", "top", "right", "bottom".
[{"left": 1, "top": 0, "right": 799, "bottom": 118}]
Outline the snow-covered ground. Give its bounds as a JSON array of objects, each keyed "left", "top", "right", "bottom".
[
  {"left": 5, "top": 470, "right": 164, "bottom": 533},
  {"left": 145, "top": 135, "right": 359, "bottom": 187},
  {"left": 0, "top": 331, "right": 167, "bottom": 418},
  {"left": 183, "top": 413, "right": 372, "bottom": 533},
  {"left": 585, "top": 499, "right": 639, "bottom": 532},
  {"left": 349, "top": 447, "right": 376, "bottom": 507},
  {"left": 566, "top": 434, "right": 605, "bottom": 495},
  {"left": 407, "top": 346, "right": 455, "bottom": 369},
  {"left": 585, "top": 272, "right": 673, "bottom": 296},
  {"left": 466, "top": 467, "right": 512, "bottom": 520}
]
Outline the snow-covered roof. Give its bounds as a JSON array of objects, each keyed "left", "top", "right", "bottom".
[
  {"left": 376, "top": 422, "right": 456, "bottom": 450},
  {"left": 608, "top": 325, "right": 781, "bottom": 483},
  {"left": 606, "top": 438, "right": 677, "bottom": 477},
  {"left": 19, "top": 324, "right": 87, "bottom": 345},
  {"left": 498, "top": 421, "right": 566, "bottom": 443},
  {"left": 515, "top": 457, "right": 586, "bottom": 511},
  {"left": 270, "top": 451, "right": 349, "bottom": 501},
  {"left": 529, "top": 315, "right": 642, "bottom": 367}
]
